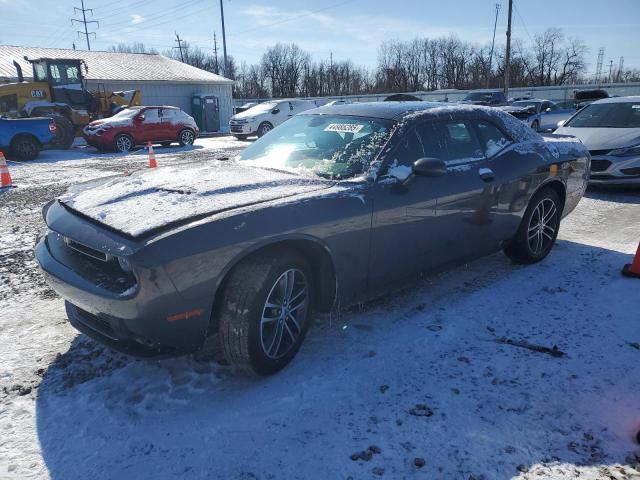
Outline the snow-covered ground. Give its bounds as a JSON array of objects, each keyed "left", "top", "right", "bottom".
[{"left": 1, "top": 137, "right": 639, "bottom": 480}]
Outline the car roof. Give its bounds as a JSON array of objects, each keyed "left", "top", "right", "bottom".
[
  {"left": 592, "top": 96, "right": 640, "bottom": 104},
  {"left": 304, "top": 101, "right": 447, "bottom": 120}
]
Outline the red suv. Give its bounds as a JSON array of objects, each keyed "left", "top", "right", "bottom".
[{"left": 83, "top": 106, "right": 199, "bottom": 152}]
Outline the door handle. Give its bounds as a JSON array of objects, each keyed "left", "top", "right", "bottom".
[{"left": 478, "top": 167, "right": 494, "bottom": 182}]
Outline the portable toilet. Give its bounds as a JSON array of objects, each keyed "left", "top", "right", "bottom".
[{"left": 191, "top": 94, "right": 220, "bottom": 132}]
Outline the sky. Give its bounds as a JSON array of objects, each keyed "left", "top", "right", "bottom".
[{"left": 1, "top": 0, "right": 639, "bottom": 74}]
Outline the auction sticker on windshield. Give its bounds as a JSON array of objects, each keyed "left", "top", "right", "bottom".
[{"left": 324, "top": 123, "right": 364, "bottom": 133}]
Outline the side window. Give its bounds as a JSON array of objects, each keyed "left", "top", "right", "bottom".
[
  {"left": 435, "top": 121, "right": 484, "bottom": 164},
  {"left": 548, "top": 102, "right": 559, "bottom": 111},
  {"left": 142, "top": 108, "right": 160, "bottom": 123},
  {"left": 388, "top": 128, "right": 425, "bottom": 172},
  {"left": 475, "top": 121, "right": 512, "bottom": 157}
]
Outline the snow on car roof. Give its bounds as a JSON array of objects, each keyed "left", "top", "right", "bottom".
[{"left": 592, "top": 96, "right": 640, "bottom": 104}]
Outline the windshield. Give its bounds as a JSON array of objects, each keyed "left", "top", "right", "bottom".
[
  {"left": 237, "top": 115, "right": 393, "bottom": 179},
  {"left": 247, "top": 102, "right": 279, "bottom": 114},
  {"left": 565, "top": 101, "right": 640, "bottom": 128},
  {"left": 464, "top": 92, "right": 493, "bottom": 101},
  {"left": 512, "top": 101, "right": 540, "bottom": 109},
  {"left": 111, "top": 108, "right": 141, "bottom": 119}
]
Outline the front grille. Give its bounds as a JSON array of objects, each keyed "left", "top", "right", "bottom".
[
  {"left": 588, "top": 149, "right": 611, "bottom": 157},
  {"left": 590, "top": 159, "right": 611, "bottom": 172},
  {"left": 230, "top": 126, "right": 244, "bottom": 132},
  {"left": 64, "top": 237, "right": 109, "bottom": 262},
  {"left": 72, "top": 305, "right": 117, "bottom": 339},
  {"left": 621, "top": 167, "right": 640, "bottom": 175}
]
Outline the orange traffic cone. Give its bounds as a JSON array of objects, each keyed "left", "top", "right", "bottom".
[
  {"left": 147, "top": 141, "right": 157, "bottom": 168},
  {"left": 0, "top": 152, "right": 14, "bottom": 188},
  {"left": 622, "top": 241, "right": 640, "bottom": 278}
]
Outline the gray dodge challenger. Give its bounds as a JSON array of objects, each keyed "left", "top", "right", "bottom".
[{"left": 35, "top": 102, "right": 590, "bottom": 375}]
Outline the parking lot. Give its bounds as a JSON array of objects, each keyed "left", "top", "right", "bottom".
[{"left": 1, "top": 138, "right": 640, "bottom": 479}]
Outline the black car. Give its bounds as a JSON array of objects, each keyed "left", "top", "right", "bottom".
[{"left": 35, "top": 102, "right": 590, "bottom": 375}]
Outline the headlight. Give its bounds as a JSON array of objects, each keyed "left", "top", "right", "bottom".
[
  {"left": 609, "top": 144, "right": 640, "bottom": 157},
  {"left": 117, "top": 257, "right": 133, "bottom": 273}
]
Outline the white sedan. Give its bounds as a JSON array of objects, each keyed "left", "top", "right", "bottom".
[{"left": 555, "top": 96, "right": 640, "bottom": 186}]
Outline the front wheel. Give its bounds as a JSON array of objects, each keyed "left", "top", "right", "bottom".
[
  {"left": 531, "top": 120, "right": 540, "bottom": 132},
  {"left": 504, "top": 187, "right": 562, "bottom": 264},
  {"left": 178, "top": 128, "right": 195, "bottom": 146},
  {"left": 218, "top": 250, "right": 312, "bottom": 376},
  {"left": 234, "top": 134, "right": 248, "bottom": 141},
  {"left": 257, "top": 122, "right": 273, "bottom": 138},
  {"left": 113, "top": 133, "right": 133, "bottom": 153}
]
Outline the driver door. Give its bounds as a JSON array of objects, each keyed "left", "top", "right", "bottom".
[{"left": 368, "top": 119, "right": 498, "bottom": 296}]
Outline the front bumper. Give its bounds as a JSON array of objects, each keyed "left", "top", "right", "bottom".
[
  {"left": 589, "top": 154, "right": 640, "bottom": 185},
  {"left": 229, "top": 121, "right": 255, "bottom": 135},
  {"left": 35, "top": 219, "right": 212, "bottom": 357}
]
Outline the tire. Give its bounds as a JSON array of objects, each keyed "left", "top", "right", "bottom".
[
  {"left": 234, "top": 135, "right": 248, "bottom": 141},
  {"left": 49, "top": 114, "right": 74, "bottom": 150},
  {"left": 113, "top": 133, "right": 134, "bottom": 153},
  {"left": 218, "top": 249, "right": 313, "bottom": 376},
  {"left": 178, "top": 128, "right": 195, "bottom": 146},
  {"left": 257, "top": 122, "right": 273, "bottom": 138},
  {"left": 531, "top": 120, "right": 540, "bottom": 132},
  {"left": 10, "top": 135, "right": 40, "bottom": 161},
  {"left": 504, "top": 187, "right": 562, "bottom": 264},
  {"left": 161, "top": 142, "right": 172, "bottom": 148}
]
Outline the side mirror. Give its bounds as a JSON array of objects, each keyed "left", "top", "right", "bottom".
[
  {"left": 271, "top": 108, "right": 280, "bottom": 115},
  {"left": 556, "top": 120, "right": 566, "bottom": 128},
  {"left": 544, "top": 107, "right": 552, "bottom": 113},
  {"left": 413, "top": 157, "right": 447, "bottom": 177},
  {"left": 136, "top": 114, "right": 145, "bottom": 122},
  {"left": 401, "top": 157, "right": 447, "bottom": 187}
]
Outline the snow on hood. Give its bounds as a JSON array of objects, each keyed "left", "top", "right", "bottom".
[
  {"left": 232, "top": 102, "right": 278, "bottom": 120},
  {"left": 553, "top": 126, "right": 640, "bottom": 150},
  {"left": 59, "top": 161, "right": 332, "bottom": 237}
]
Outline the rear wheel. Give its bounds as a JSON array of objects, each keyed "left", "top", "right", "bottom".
[
  {"left": 257, "top": 122, "right": 273, "bottom": 138},
  {"left": 218, "top": 250, "right": 312, "bottom": 376},
  {"left": 10, "top": 135, "right": 40, "bottom": 161},
  {"left": 178, "top": 128, "right": 195, "bottom": 146},
  {"left": 113, "top": 133, "right": 133, "bottom": 153},
  {"left": 49, "top": 114, "right": 74, "bottom": 150},
  {"left": 504, "top": 187, "right": 561, "bottom": 264}
]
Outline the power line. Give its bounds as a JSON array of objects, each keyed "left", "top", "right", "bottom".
[
  {"left": 487, "top": 2, "right": 501, "bottom": 88},
  {"left": 229, "top": 0, "right": 356, "bottom": 38},
  {"left": 71, "top": 0, "right": 98, "bottom": 50},
  {"left": 512, "top": 0, "right": 533, "bottom": 45}
]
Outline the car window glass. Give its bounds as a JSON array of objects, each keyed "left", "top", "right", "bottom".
[
  {"left": 391, "top": 128, "right": 425, "bottom": 167},
  {"left": 162, "top": 109, "right": 175, "bottom": 119},
  {"left": 142, "top": 108, "right": 160, "bottom": 123},
  {"left": 436, "top": 121, "right": 485, "bottom": 164},
  {"left": 548, "top": 102, "right": 559, "bottom": 111},
  {"left": 475, "top": 121, "right": 512, "bottom": 157}
]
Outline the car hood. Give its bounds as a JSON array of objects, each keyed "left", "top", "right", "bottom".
[
  {"left": 59, "top": 161, "right": 333, "bottom": 238},
  {"left": 554, "top": 127, "right": 640, "bottom": 150}
]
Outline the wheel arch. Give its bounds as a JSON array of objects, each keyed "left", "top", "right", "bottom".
[
  {"left": 535, "top": 178, "right": 566, "bottom": 214},
  {"left": 11, "top": 132, "right": 41, "bottom": 148},
  {"left": 208, "top": 235, "right": 338, "bottom": 334}
]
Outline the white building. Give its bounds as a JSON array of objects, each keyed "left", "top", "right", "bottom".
[{"left": 0, "top": 45, "right": 234, "bottom": 131}]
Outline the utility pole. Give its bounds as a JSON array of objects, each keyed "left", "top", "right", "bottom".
[
  {"left": 617, "top": 56, "right": 624, "bottom": 82},
  {"left": 487, "top": 2, "right": 501, "bottom": 88},
  {"left": 608, "top": 60, "right": 614, "bottom": 83},
  {"left": 219, "top": 0, "right": 228, "bottom": 75},
  {"left": 173, "top": 32, "right": 185, "bottom": 62},
  {"left": 213, "top": 31, "right": 219, "bottom": 74},
  {"left": 329, "top": 51, "right": 333, "bottom": 95},
  {"left": 71, "top": 0, "right": 98, "bottom": 51},
  {"left": 503, "top": 0, "right": 513, "bottom": 97},
  {"left": 595, "top": 47, "right": 604, "bottom": 83}
]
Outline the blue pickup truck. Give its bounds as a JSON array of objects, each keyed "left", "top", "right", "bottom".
[{"left": 0, "top": 117, "right": 57, "bottom": 161}]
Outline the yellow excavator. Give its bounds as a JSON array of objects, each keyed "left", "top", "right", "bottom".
[{"left": 0, "top": 57, "right": 141, "bottom": 149}]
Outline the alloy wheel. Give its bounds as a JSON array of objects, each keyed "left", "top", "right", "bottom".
[
  {"left": 527, "top": 198, "right": 557, "bottom": 255},
  {"left": 181, "top": 130, "right": 195, "bottom": 145},
  {"left": 116, "top": 136, "right": 132, "bottom": 152},
  {"left": 17, "top": 140, "right": 37, "bottom": 159},
  {"left": 260, "top": 268, "right": 309, "bottom": 359}
]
